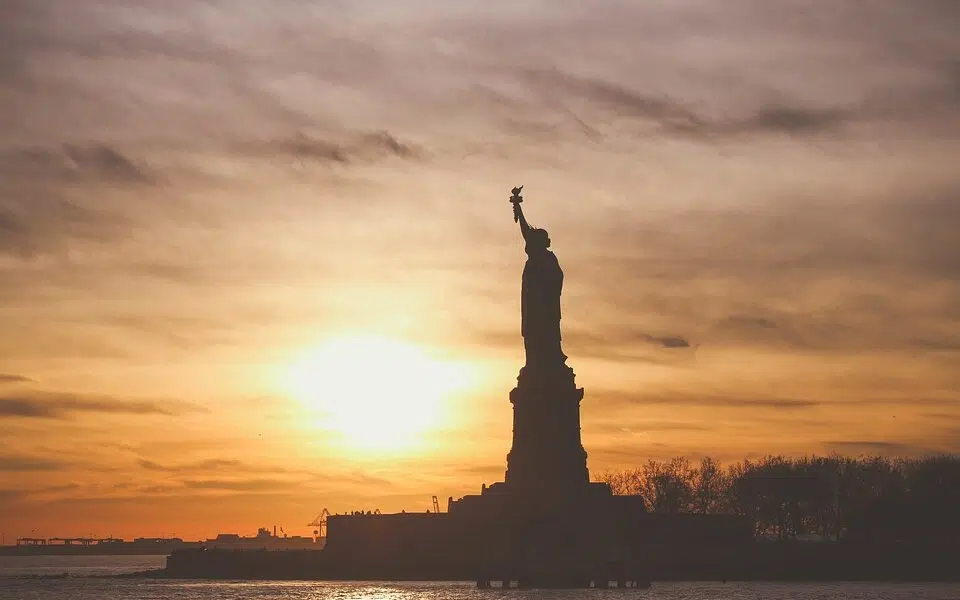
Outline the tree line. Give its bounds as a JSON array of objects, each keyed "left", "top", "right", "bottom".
[{"left": 596, "top": 455, "right": 959, "bottom": 542}]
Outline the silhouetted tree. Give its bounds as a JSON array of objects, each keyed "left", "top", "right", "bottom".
[
  {"left": 597, "top": 468, "right": 645, "bottom": 500},
  {"left": 690, "top": 456, "right": 727, "bottom": 514},
  {"left": 642, "top": 458, "right": 694, "bottom": 513},
  {"left": 598, "top": 453, "right": 960, "bottom": 543}
]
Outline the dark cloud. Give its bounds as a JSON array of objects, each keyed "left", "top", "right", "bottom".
[
  {"left": 182, "top": 478, "right": 299, "bottom": 492},
  {"left": 708, "top": 314, "right": 810, "bottom": 349},
  {"left": 0, "top": 489, "right": 24, "bottom": 504},
  {"left": 517, "top": 68, "right": 853, "bottom": 138},
  {"left": 908, "top": 338, "right": 960, "bottom": 352},
  {"left": 569, "top": 186, "right": 960, "bottom": 356},
  {"left": 1, "top": 144, "right": 152, "bottom": 183},
  {"left": 568, "top": 328, "right": 693, "bottom": 353},
  {"left": 137, "top": 458, "right": 245, "bottom": 473},
  {"left": 732, "top": 106, "right": 852, "bottom": 136},
  {"left": 0, "top": 398, "right": 54, "bottom": 418},
  {"left": 716, "top": 316, "right": 779, "bottom": 331},
  {"left": 855, "top": 398, "right": 960, "bottom": 408},
  {"left": 519, "top": 68, "right": 704, "bottom": 131},
  {"left": 589, "top": 444, "right": 694, "bottom": 465},
  {"left": 0, "top": 392, "right": 201, "bottom": 419},
  {"left": 924, "top": 412, "right": 960, "bottom": 421},
  {"left": 0, "top": 374, "right": 32, "bottom": 384},
  {"left": 137, "top": 458, "right": 308, "bottom": 475},
  {"left": 640, "top": 334, "right": 692, "bottom": 349},
  {"left": 0, "top": 196, "right": 130, "bottom": 258},
  {"left": 823, "top": 440, "right": 939, "bottom": 457},
  {"left": 272, "top": 134, "right": 348, "bottom": 163},
  {"left": 588, "top": 420, "right": 711, "bottom": 434},
  {"left": 0, "top": 454, "right": 70, "bottom": 472},
  {"left": 594, "top": 390, "right": 820, "bottom": 411},
  {"left": 607, "top": 187, "right": 960, "bottom": 280},
  {"left": 359, "top": 131, "right": 422, "bottom": 159},
  {"left": 247, "top": 130, "right": 425, "bottom": 166}
]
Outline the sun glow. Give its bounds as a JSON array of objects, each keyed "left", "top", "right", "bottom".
[{"left": 281, "top": 334, "right": 475, "bottom": 454}]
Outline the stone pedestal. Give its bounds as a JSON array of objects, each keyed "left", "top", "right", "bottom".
[{"left": 504, "top": 363, "right": 589, "bottom": 497}]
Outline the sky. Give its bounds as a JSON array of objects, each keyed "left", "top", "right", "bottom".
[{"left": 1, "top": 0, "right": 959, "bottom": 541}]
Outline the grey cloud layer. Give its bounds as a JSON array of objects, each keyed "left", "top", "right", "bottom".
[{"left": 4, "top": 0, "right": 958, "bottom": 143}]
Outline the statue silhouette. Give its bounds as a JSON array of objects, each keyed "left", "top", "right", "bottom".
[{"left": 513, "top": 195, "right": 567, "bottom": 370}]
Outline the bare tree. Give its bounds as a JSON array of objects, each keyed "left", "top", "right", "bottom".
[
  {"left": 691, "top": 456, "right": 728, "bottom": 514},
  {"left": 595, "top": 453, "right": 959, "bottom": 543}
]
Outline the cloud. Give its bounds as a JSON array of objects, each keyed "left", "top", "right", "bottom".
[
  {"left": 0, "top": 196, "right": 131, "bottom": 258},
  {"left": 327, "top": 471, "right": 399, "bottom": 490},
  {"left": 639, "top": 333, "right": 692, "bottom": 349},
  {"left": 136, "top": 458, "right": 308, "bottom": 476},
  {"left": 1, "top": 144, "right": 153, "bottom": 183},
  {"left": 568, "top": 328, "right": 694, "bottom": 359},
  {"left": 924, "top": 412, "right": 960, "bottom": 422},
  {"left": 715, "top": 316, "right": 780, "bottom": 332},
  {"left": 98, "top": 314, "right": 245, "bottom": 352},
  {"left": 0, "top": 399, "right": 56, "bottom": 418},
  {"left": 451, "top": 464, "right": 505, "bottom": 478},
  {"left": 730, "top": 106, "right": 852, "bottom": 136},
  {"left": 0, "top": 374, "right": 32, "bottom": 384},
  {"left": 519, "top": 68, "right": 705, "bottom": 130},
  {"left": 0, "top": 489, "right": 24, "bottom": 504},
  {"left": 245, "top": 130, "right": 425, "bottom": 166},
  {"left": 594, "top": 390, "right": 820, "bottom": 411},
  {"left": 518, "top": 68, "right": 853, "bottom": 138},
  {"left": 853, "top": 398, "right": 960, "bottom": 408},
  {"left": 589, "top": 420, "right": 711, "bottom": 434},
  {"left": 137, "top": 458, "right": 245, "bottom": 473},
  {"left": 823, "top": 440, "right": 939, "bottom": 457},
  {"left": 568, "top": 185, "right": 960, "bottom": 358},
  {"left": 0, "top": 454, "right": 71, "bottom": 472},
  {"left": 0, "top": 392, "right": 201, "bottom": 420},
  {"left": 589, "top": 444, "right": 695, "bottom": 465},
  {"left": 182, "top": 478, "right": 299, "bottom": 492}
]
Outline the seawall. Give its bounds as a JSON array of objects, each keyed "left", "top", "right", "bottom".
[{"left": 164, "top": 541, "right": 960, "bottom": 582}]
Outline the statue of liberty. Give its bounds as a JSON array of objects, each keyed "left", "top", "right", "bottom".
[{"left": 510, "top": 187, "right": 568, "bottom": 370}]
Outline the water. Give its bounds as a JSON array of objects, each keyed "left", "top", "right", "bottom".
[
  {"left": 1, "top": 556, "right": 958, "bottom": 600},
  {"left": 0, "top": 555, "right": 166, "bottom": 578}
]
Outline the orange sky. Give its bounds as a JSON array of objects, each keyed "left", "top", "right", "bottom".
[{"left": 1, "top": 0, "right": 959, "bottom": 541}]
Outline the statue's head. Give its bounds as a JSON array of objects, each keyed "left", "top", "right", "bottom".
[{"left": 526, "top": 228, "right": 550, "bottom": 252}]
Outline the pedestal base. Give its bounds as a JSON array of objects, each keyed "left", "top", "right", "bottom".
[{"left": 505, "top": 362, "right": 589, "bottom": 494}]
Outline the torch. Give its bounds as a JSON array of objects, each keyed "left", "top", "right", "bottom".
[{"left": 510, "top": 185, "right": 523, "bottom": 222}]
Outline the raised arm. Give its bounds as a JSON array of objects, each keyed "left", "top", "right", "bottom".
[{"left": 514, "top": 202, "right": 532, "bottom": 242}]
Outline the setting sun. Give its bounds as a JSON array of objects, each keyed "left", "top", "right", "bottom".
[{"left": 280, "top": 334, "right": 475, "bottom": 454}]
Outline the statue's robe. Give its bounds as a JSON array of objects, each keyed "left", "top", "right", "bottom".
[{"left": 521, "top": 248, "right": 566, "bottom": 368}]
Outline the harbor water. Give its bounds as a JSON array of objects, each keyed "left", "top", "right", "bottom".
[{"left": 1, "top": 556, "right": 958, "bottom": 600}]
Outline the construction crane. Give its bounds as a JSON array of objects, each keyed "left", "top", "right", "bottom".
[
  {"left": 432, "top": 495, "right": 441, "bottom": 514},
  {"left": 307, "top": 509, "right": 330, "bottom": 539}
]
